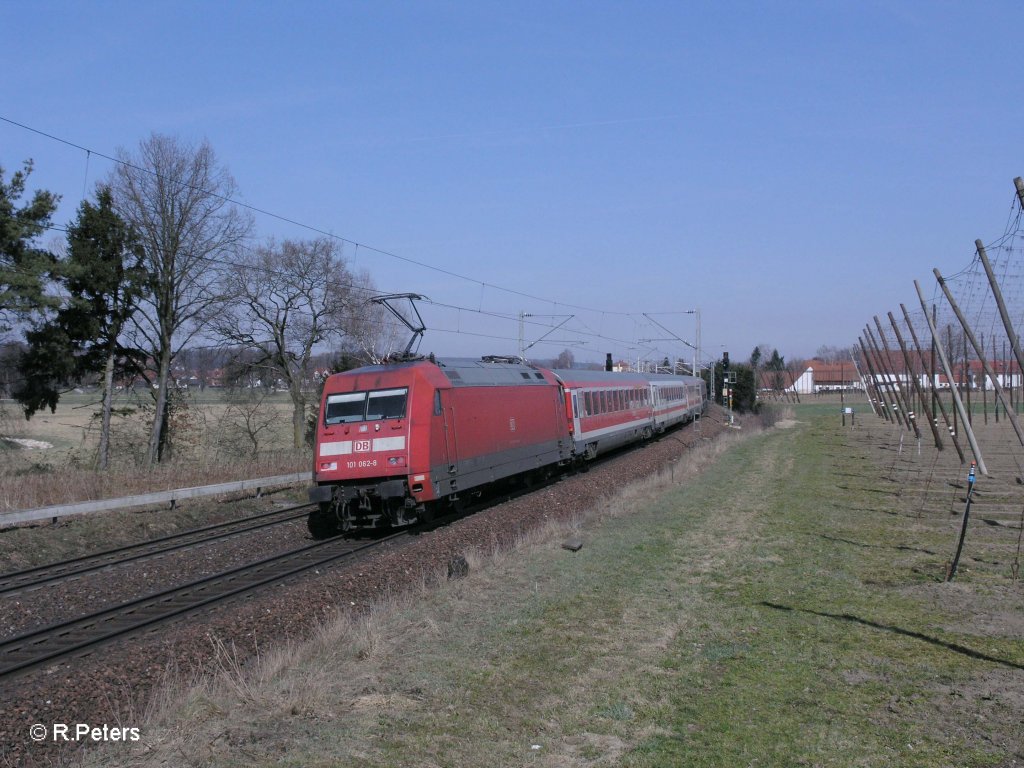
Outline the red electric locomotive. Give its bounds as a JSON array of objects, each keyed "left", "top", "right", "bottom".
[
  {"left": 307, "top": 356, "right": 573, "bottom": 537},
  {"left": 308, "top": 355, "right": 707, "bottom": 537}
]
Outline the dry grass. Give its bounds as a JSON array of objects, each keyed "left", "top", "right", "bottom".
[
  {"left": 0, "top": 390, "right": 308, "bottom": 512},
  {"left": 0, "top": 454, "right": 309, "bottom": 513}
]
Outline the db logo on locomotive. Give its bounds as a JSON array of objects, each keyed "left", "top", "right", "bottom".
[{"left": 354, "top": 440, "right": 372, "bottom": 453}]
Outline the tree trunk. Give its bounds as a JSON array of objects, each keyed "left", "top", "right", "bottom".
[
  {"left": 146, "top": 346, "right": 172, "bottom": 466},
  {"left": 98, "top": 348, "right": 116, "bottom": 470},
  {"left": 291, "top": 384, "right": 306, "bottom": 450}
]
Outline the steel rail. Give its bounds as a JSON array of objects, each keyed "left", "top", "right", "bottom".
[
  {"left": 0, "top": 530, "right": 407, "bottom": 682},
  {"left": 0, "top": 503, "right": 315, "bottom": 596}
]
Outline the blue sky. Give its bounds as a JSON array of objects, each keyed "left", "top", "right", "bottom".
[{"left": 2, "top": 1, "right": 1022, "bottom": 368}]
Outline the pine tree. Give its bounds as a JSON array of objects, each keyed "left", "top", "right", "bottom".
[
  {"left": 15, "top": 186, "right": 147, "bottom": 468},
  {"left": 766, "top": 348, "right": 786, "bottom": 392},
  {"left": 0, "top": 160, "right": 59, "bottom": 333}
]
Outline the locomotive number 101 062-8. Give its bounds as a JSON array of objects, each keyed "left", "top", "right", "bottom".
[{"left": 347, "top": 459, "right": 378, "bottom": 469}]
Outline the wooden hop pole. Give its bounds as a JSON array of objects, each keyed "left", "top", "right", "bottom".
[
  {"left": 976, "top": 239, "right": 1024, "bottom": 402},
  {"left": 889, "top": 311, "right": 943, "bottom": 450},
  {"left": 875, "top": 315, "right": 921, "bottom": 439},
  {"left": 901, "top": 304, "right": 965, "bottom": 464},
  {"left": 866, "top": 326, "right": 903, "bottom": 426},
  {"left": 935, "top": 267, "right": 1024, "bottom": 448},
  {"left": 868, "top": 325, "right": 907, "bottom": 427},
  {"left": 915, "top": 280, "right": 987, "bottom": 475},
  {"left": 859, "top": 336, "right": 890, "bottom": 421}
]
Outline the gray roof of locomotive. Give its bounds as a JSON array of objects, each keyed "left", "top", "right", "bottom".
[{"left": 433, "top": 357, "right": 552, "bottom": 387}]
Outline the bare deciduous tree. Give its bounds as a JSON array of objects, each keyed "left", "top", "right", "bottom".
[
  {"left": 218, "top": 387, "right": 281, "bottom": 460},
  {"left": 110, "top": 134, "right": 251, "bottom": 464},
  {"left": 814, "top": 344, "right": 854, "bottom": 363},
  {"left": 554, "top": 348, "right": 575, "bottom": 369},
  {"left": 341, "top": 274, "right": 400, "bottom": 364},
  {"left": 212, "top": 237, "right": 375, "bottom": 449}
]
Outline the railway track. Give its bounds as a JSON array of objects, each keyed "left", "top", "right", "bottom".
[
  {"left": 0, "top": 420, "right": 710, "bottom": 684},
  {"left": 0, "top": 503, "right": 313, "bottom": 596},
  {"left": 0, "top": 530, "right": 406, "bottom": 682}
]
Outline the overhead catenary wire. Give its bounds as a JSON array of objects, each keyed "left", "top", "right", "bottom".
[
  {"left": 2, "top": 114, "right": 717, "bottom": 365},
  {"left": 4, "top": 242, "right": 699, "bottom": 366},
  {"left": 0, "top": 115, "right": 634, "bottom": 316}
]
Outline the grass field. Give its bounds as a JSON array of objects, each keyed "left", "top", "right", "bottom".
[{"left": 84, "top": 406, "right": 1024, "bottom": 766}]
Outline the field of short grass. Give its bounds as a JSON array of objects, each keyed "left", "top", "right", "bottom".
[{"left": 87, "top": 406, "right": 1024, "bottom": 767}]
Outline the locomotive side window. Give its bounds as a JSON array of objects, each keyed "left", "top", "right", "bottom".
[
  {"left": 325, "top": 392, "right": 367, "bottom": 424},
  {"left": 366, "top": 388, "right": 409, "bottom": 420}
]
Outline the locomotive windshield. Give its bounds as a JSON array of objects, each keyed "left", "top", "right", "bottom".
[
  {"left": 324, "top": 392, "right": 366, "bottom": 424},
  {"left": 366, "top": 388, "right": 408, "bottom": 420},
  {"left": 324, "top": 388, "right": 408, "bottom": 425}
]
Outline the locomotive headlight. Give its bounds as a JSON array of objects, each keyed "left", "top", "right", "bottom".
[
  {"left": 320, "top": 462, "right": 338, "bottom": 471},
  {"left": 388, "top": 456, "right": 406, "bottom": 466}
]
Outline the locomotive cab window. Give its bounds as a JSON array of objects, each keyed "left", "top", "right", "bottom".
[
  {"left": 366, "top": 388, "right": 409, "bottom": 420},
  {"left": 324, "top": 387, "right": 409, "bottom": 424},
  {"left": 324, "top": 392, "right": 367, "bottom": 424}
]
